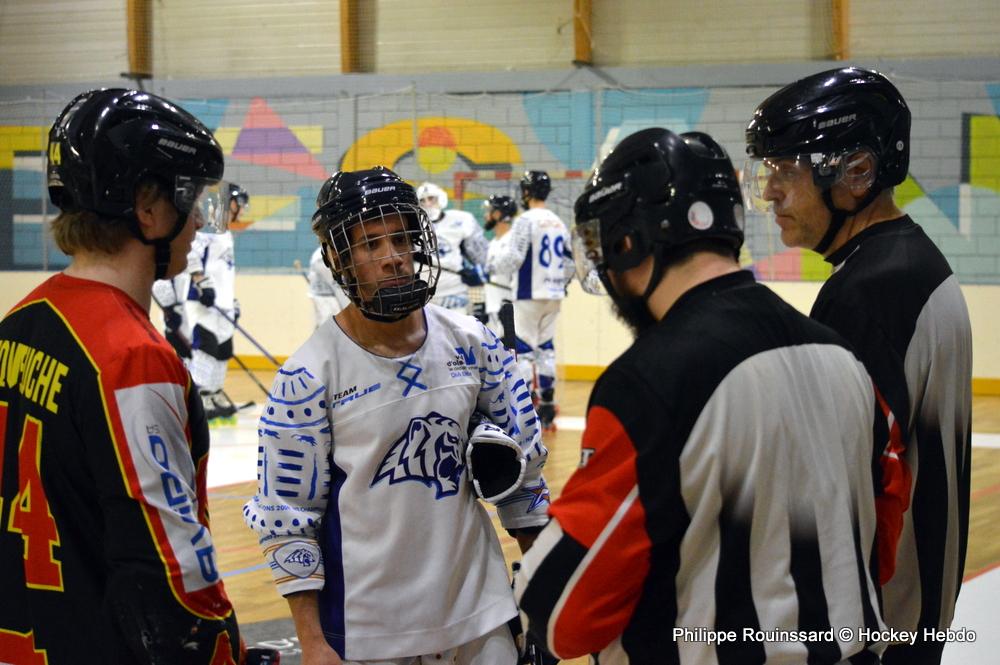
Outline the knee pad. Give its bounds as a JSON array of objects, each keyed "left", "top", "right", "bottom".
[{"left": 192, "top": 325, "right": 233, "bottom": 361}]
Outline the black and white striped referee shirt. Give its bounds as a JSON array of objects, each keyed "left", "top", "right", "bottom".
[{"left": 516, "top": 270, "right": 885, "bottom": 664}]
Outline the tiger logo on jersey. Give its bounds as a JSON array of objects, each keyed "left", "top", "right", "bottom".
[{"left": 371, "top": 411, "right": 466, "bottom": 499}]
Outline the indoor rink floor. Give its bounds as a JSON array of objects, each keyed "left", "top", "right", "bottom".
[{"left": 207, "top": 372, "right": 1000, "bottom": 664}]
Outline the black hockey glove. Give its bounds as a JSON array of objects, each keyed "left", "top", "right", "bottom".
[
  {"left": 194, "top": 276, "right": 216, "bottom": 307},
  {"left": 471, "top": 301, "right": 488, "bottom": 325},
  {"left": 466, "top": 418, "right": 525, "bottom": 503},
  {"left": 163, "top": 304, "right": 183, "bottom": 332},
  {"left": 459, "top": 265, "right": 485, "bottom": 286}
]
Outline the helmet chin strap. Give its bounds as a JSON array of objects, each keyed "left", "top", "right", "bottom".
[
  {"left": 814, "top": 185, "right": 883, "bottom": 255},
  {"left": 130, "top": 210, "right": 189, "bottom": 280}
]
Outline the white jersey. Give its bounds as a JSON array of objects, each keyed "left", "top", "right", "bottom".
[
  {"left": 244, "top": 305, "right": 549, "bottom": 660},
  {"left": 307, "top": 246, "right": 350, "bottom": 305},
  {"left": 487, "top": 207, "right": 574, "bottom": 301},
  {"left": 484, "top": 233, "right": 513, "bottom": 315},
  {"left": 187, "top": 231, "right": 236, "bottom": 309},
  {"left": 432, "top": 209, "right": 489, "bottom": 298}
]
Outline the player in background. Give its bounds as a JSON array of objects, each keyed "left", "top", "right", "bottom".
[
  {"left": 244, "top": 167, "right": 550, "bottom": 664},
  {"left": 306, "top": 244, "right": 351, "bottom": 328},
  {"left": 482, "top": 194, "right": 517, "bottom": 337},
  {"left": 745, "top": 67, "right": 972, "bottom": 665},
  {"left": 153, "top": 269, "right": 193, "bottom": 362},
  {"left": 186, "top": 182, "right": 250, "bottom": 422},
  {"left": 515, "top": 127, "right": 886, "bottom": 663},
  {"left": 0, "top": 89, "right": 245, "bottom": 663},
  {"left": 486, "top": 171, "right": 575, "bottom": 432},
  {"left": 417, "top": 181, "right": 490, "bottom": 313}
]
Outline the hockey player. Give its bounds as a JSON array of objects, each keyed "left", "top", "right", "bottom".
[
  {"left": 745, "top": 67, "right": 972, "bottom": 665},
  {"left": 515, "top": 128, "right": 886, "bottom": 663},
  {"left": 244, "top": 167, "right": 550, "bottom": 664},
  {"left": 187, "top": 182, "right": 249, "bottom": 421},
  {"left": 0, "top": 89, "right": 245, "bottom": 662},
  {"left": 417, "top": 181, "right": 490, "bottom": 313},
  {"left": 152, "top": 271, "right": 193, "bottom": 361},
  {"left": 306, "top": 244, "right": 351, "bottom": 327},
  {"left": 482, "top": 194, "right": 516, "bottom": 337},
  {"left": 486, "top": 171, "right": 575, "bottom": 432}
]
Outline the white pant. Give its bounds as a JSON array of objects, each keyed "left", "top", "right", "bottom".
[
  {"left": 343, "top": 621, "right": 517, "bottom": 665},
  {"left": 512, "top": 299, "right": 560, "bottom": 392}
]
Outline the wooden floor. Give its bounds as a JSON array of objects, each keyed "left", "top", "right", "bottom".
[{"left": 212, "top": 369, "right": 1000, "bottom": 661}]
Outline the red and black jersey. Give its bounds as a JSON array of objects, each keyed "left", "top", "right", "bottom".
[
  {"left": 516, "top": 271, "right": 885, "bottom": 664},
  {"left": 0, "top": 274, "right": 240, "bottom": 664},
  {"left": 813, "top": 217, "right": 972, "bottom": 660}
]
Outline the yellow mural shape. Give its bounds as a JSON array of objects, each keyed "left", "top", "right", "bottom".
[
  {"left": 0, "top": 127, "right": 46, "bottom": 170},
  {"left": 341, "top": 118, "right": 522, "bottom": 173},
  {"left": 969, "top": 115, "right": 1000, "bottom": 194}
]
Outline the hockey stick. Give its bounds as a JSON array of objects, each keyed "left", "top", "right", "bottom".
[
  {"left": 211, "top": 304, "right": 282, "bottom": 368},
  {"left": 498, "top": 301, "right": 516, "bottom": 352},
  {"left": 229, "top": 352, "right": 270, "bottom": 398},
  {"left": 437, "top": 263, "right": 511, "bottom": 290},
  {"left": 150, "top": 294, "right": 260, "bottom": 407},
  {"left": 292, "top": 259, "right": 310, "bottom": 284}
]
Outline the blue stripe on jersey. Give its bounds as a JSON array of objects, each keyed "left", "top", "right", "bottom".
[
  {"left": 261, "top": 415, "right": 328, "bottom": 429},
  {"left": 517, "top": 242, "right": 533, "bottom": 300},
  {"left": 320, "top": 460, "right": 349, "bottom": 656},
  {"left": 514, "top": 336, "right": 533, "bottom": 354},
  {"left": 268, "top": 386, "right": 325, "bottom": 406}
]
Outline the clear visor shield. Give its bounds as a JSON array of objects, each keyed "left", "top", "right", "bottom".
[
  {"left": 741, "top": 156, "right": 813, "bottom": 213},
  {"left": 741, "top": 151, "right": 876, "bottom": 213},
  {"left": 175, "top": 176, "right": 228, "bottom": 234},
  {"left": 327, "top": 202, "right": 441, "bottom": 318},
  {"left": 571, "top": 219, "right": 608, "bottom": 295}
]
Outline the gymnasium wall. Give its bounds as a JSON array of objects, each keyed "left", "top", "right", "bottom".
[
  {"left": 3, "top": 62, "right": 1000, "bottom": 279},
  {"left": 1, "top": 3, "right": 999, "bottom": 384},
  {"left": 3, "top": 1, "right": 998, "bottom": 83}
]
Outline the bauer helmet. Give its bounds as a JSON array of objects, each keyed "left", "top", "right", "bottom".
[
  {"left": 519, "top": 170, "right": 551, "bottom": 207},
  {"left": 312, "top": 167, "right": 440, "bottom": 321},
  {"left": 573, "top": 127, "right": 744, "bottom": 296},
  {"left": 47, "top": 88, "right": 224, "bottom": 277},
  {"left": 482, "top": 194, "right": 517, "bottom": 231},
  {"left": 743, "top": 67, "right": 910, "bottom": 252}
]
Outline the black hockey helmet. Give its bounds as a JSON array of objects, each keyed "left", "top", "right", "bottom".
[
  {"left": 228, "top": 182, "right": 249, "bottom": 208},
  {"left": 519, "top": 170, "right": 551, "bottom": 206},
  {"left": 744, "top": 67, "right": 910, "bottom": 252},
  {"left": 573, "top": 127, "right": 744, "bottom": 295},
  {"left": 311, "top": 166, "right": 440, "bottom": 321},
  {"left": 47, "top": 88, "right": 224, "bottom": 277},
  {"left": 482, "top": 194, "right": 517, "bottom": 230}
]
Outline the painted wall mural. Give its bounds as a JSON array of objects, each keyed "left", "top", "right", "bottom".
[{"left": 1, "top": 82, "right": 998, "bottom": 284}]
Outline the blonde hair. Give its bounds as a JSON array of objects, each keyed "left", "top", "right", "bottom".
[{"left": 49, "top": 178, "right": 165, "bottom": 256}]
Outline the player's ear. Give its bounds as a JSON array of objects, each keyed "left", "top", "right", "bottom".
[{"left": 134, "top": 182, "right": 166, "bottom": 235}]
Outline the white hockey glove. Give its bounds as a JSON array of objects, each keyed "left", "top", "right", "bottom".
[{"left": 466, "top": 419, "right": 526, "bottom": 504}]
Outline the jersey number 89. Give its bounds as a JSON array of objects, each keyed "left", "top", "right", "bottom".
[{"left": 538, "top": 235, "right": 566, "bottom": 268}]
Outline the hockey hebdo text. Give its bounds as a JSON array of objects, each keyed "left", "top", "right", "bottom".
[{"left": 673, "top": 626, "right": 976, "bottom": 646}]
